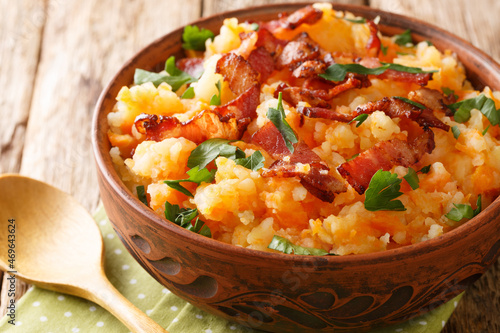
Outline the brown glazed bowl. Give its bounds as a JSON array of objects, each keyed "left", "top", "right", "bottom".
[{"left": 92, "top": 3, "right": 500, "bottom": 332}]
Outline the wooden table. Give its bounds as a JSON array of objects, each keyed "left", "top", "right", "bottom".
[{"left": 1, "top": 0, "right": 499, "bottom": 331}]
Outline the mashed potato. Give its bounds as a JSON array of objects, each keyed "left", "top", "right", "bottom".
[{"left": 108, "top": 4, "right": 500, "bottom": 255}]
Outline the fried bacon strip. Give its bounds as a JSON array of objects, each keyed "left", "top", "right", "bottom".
[
  {"left": 408, "top": 87, "right": 455, "bottom": 117},
  {"left": 251, "top": 122, "right": 346, "bottom": 202},
  {"left": 276, "top": 38, "right": 320, "bottom": 70},
  {"left": 262, "top": 5, "right": 323, "bottom": 33},
  {"left": 337, "top": 128, "right": 435, "bottom": 194},
  {"left": 296, "top": 106, "right": 355, "bottom": 122},
  {"left": 366, "top": 20, "right": 381, "bottom": 57},
  {"left": 135, "top": 54, "right": 261, "bottom": 143},
  {"left": 176, "top": 57, "right": 204, "bottom": 78},
  {"left": 247, "top": 46, "right": 275, "bottom": 83},
  {"left": 354, "top": 96, "right": 450, "bottom": 131},
  {"left": 359, "top": 57, "right": 433, "bottom": 86}
]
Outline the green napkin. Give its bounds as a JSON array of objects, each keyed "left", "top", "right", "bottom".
[{"left": 0, "top": 205, "right": 462, "bottom": 332}]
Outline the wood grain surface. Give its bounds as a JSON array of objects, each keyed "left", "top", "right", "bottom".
[{"left": 0, "top": 0, "right": 498, "bottom": 331}]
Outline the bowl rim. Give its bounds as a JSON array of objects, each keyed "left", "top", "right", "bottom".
[{"left": 92, "top": 2, "right": 500, "bottom": 265}]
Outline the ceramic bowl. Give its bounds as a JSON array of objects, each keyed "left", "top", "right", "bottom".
[{"left": 92, "top": 3, "right": 500, "bottom": 332}]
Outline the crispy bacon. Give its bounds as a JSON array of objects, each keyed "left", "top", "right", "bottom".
[
  {"left": 251, "top": 122, "right": 346, "bottom": 202},
  {"left": 247, "top": 46, "right": 275, "bottom": 83},
  {"left": 276, "top": 39, "right": 320, "bottom": 70},
  {"left": 408, "top": 88, "right": 455, "bottom": 116},
  {"left": 292, "top": 59, "right": 327, "bottom": 78},
  {"left": 366, "top": 20, "right": 381, "bottom": 57},
  {"left": 254, "top": 28, "right": 288, "bottom": 57},
  {"left": 216, "top": 53, "right": 259, "bottom": 95},
  {"left": 337, "top": 128, "right": 435, "bottom": 194},
  {"left": 297, "top": 106, "right": 354, "bottom": 122},
  {"left": 275, "top": 83, "right": 331, "bottom": 108},
  {"left": 176, "top": 57, "right": 204, "bottom": 78},
  {"left": 359, "top": 57, "right": 432, "bottom": 86},
  {"left": 262, "top": 5, "right": 323, "bottom": 33},
  {"left": 135, "top": 54, "right": 261, "bottom": 143},
  {"left": 354, "top": 96, "right": 450, "bottom": 131}
]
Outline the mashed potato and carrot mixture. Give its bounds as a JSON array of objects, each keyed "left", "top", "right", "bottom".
[{"left": 107, "top": 3, "right": 500, "bottom": 255}]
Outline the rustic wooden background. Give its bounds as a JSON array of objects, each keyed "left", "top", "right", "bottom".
[{"left": 1, "top": 0, "right": 499, "bottom": 331}]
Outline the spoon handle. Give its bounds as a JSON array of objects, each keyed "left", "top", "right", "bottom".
[{"left": 86, "top": 274, "right": 168, "bottom": 333}]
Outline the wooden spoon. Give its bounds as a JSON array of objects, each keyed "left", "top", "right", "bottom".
[{"left": 0, "top": 174, "right": 168, "bottom": 333}]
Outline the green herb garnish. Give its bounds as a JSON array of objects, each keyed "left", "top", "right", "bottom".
[
  {"left": 182, "top": 25, "right": 215, "bottom": 51},
  {"left": 344, "top": 17, "right": 366, "bottom": 24},
  {"left": 187, "top": 138, "right": 246, "bottom": 169},
  {"left": 403, "top": 167, "right": 419, "bottom": 190},
  {"left": 482, "top": 125, "right": 490, "bottom": 136},
  {"left": 394, "top": 29, "right": 412, "bottom": 46},
  {"left": 364, "top": 170, "right": 406, "bottom": 211},
  {"left": 346, "top": 153, "right": 359, "bottom": 162},
  {"left": 451, "top": 125, "right": 461, "bottom": 139},
  {"left": 380, "top": 44, "right": 388, "bottom": 56},
  {"left": 449, "top": 94, "right": 500, "bottom": 125},
  {"left": 209, "top": 80, "right": 222, "bottom": 106},
  {"left": 267, "top": 92, "right": 298, "bottom": 153},
  {"left": 418, "top": 165, "right": 431, "bottom": 174},
  {"left": 164, "top": 166, "right": 216, "bottom": 197},
  {"left": 349, "top": 114, "right": 369, "bottom": 127},
  {"left": 136, "top": 185, "right": 148, "bottom": 205},
  {"left": 164, "top": 202, "right": 211, "bottom": 237},
  {"left": 441, "top": 87, "right": 458, "bottom": 100},
  {"left": 319, "top": 63, "right": 437, "bottom": 82},
  {"left": 268, "top": 235, "right": 333, "bottom": 256},
  {"left": 393, "top": 96, "right": 426, "bottom": 109},
  {"left": 445, "top": 195, "right": 482, "bottom": 222},
  {"left": 250, "top": 23, "right": 260, "bottom": 31},
  {"left": 234, "top": 151, "right": 265, "bottom": 171},
  {"left": 181, "top": 86, "right": 195, "bottom": 99},
  {"left": 134, "top": 56, "right": 197, "bottom": 91}
]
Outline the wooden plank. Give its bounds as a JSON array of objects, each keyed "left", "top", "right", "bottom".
[
  {"left": 0, "top": 0, "right": 202, "bottom": 317},
  {"left": 369, "top": 1, "right": 500, "bottom": 331},
  {"left": 202, "top": 0, "right": 366, "bottom": 17},
  {"left": 0, "top": 0, "right": 48, "bottom": 317}
]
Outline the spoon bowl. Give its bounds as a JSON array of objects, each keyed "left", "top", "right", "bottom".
[{"left": 0, "top": 174, "right": 167, "bottom": 333}]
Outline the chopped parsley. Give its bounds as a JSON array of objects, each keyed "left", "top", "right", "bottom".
[
  {"left": 393, "top": 96, "right": 426, "bottom": 109},
  {"left": 234, "top": 150, "right": 265, "bottom": 171},
  {"left": 441, "top": 87, "right": 458, "bottom": 100},
  {"left": 182, "top": 25, "right": 215, "bottom": 51},
  {"left": 209, "top": 80, "right": 222, "bottom": 106},
  {"left": 134, "top": 56, "right": 197, "bottom": 91},
  {"left": 164, "top": 202, "right": 211, "bottom": 237},
  {"left": 164, "top": 166, "right": 216, "bottom": 197},
  {"left": 136, "top": 185, "right": 148, "bottom": 205},
  {"left": 344, "top": 17, "right": 366, "bottom": 24},
  {"left": 449, "top": 94, "right": 500, "bottom": 125},
  {"left": 445, "top": 195, "right": 482, "bottom": 222},
  {"left": 348, "top": 113, "right": 369, "bottom": 127},
  {"left": 250, "top": 23, "right": 260, "bottom": 31},
  {"left": 418, "top": 165, "right": 431, "bottom": 174},
  {"left": 187, "top": 138, "right": 245, "bottom": 169},
  {"left": 394, "top": 29, "right": 413, "bottom": 46},
  {"left": 319, "top": 63, "right": 437, "bottom": 82},
  {"left": 181, "top": 86, "right": 195, "bottom": 99},
  {"left": 403, "top": 167, "right": 419, "bottom": 190},
  {"left": 268, "top": 235, "right": 333, "bottom": 256},
  {"left": 364, "top": 170, "right": 406, "bottom": 211},
  {"left": 451, "top": 125, "right": 461, "bottom": 139},
  {"left": 380, "top": 44, "right": 388, "bottom": 56},
  {"left": 267, "top": 92, "right": 298, "bottom": 153},
  {"left": 482, "top": 125, "right": 490, "bottom": 136}
]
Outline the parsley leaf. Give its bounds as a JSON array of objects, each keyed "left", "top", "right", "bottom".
[
  {"left": 349, "top": 113, "right": 369, "bottom": 127},
  {"left": 182, "top": 25, "right": 215, "bottom": 51},
  {"left": 234, "top": 150, "right": 265, "bottom": 171},
  {"left": 136, "top": 185, "right": 148, "bottom": 205},
  {"left": 164, "top": 202, "right": 211, "bottom": 237},
  {"left": 482, "top": 125, "right": 490, "bottom": 136},
  {"left": 187, "top": 138, "right": 244, "bottom": 169},
  {"left": 451, "top": 125, "right": 461, "bottom": 139},
  {"left": 418, "top": 165, "right": 431, "bottom": 174},
  {"left": 403, "top": 167, "right": 419, "bottom": 190},
  {"left": 319, "top": 63, "right": 436, "bottom": 82},
  {"left": 364, "top": 170, "right": 406, "bottom": 211},
  {"left": 346, "top": 153, "right": 359, "bottom": 162},
  {"left": 250, "top": 23, "right": 260, "bottom": 31},
  {"left": 268, "top": 235, "right": 333, "bottom": 255},
  {"left": 209, "top": 80, "right": 222, "bottom": 106},
  {"left": 441, "top": 87, "right": 458, "bottom": 100},
  {"left": 164, "top": 166, "right": 216, "bottom": 197},
  {"left": 380, "top": 44, "right": 388, "bottom": 56},
  {"left": 445, "top": 195, "right": 482, "bottom": 222},
  {"left": 134, "top": 56, "right": 197, "bottom": 91},
  {"left": 393, "top": 96, "right": 426, "bottom": 109},
  {"left": 449, "top": 94, "right": 500, "bottom": 125},
  {"left": 267, "top": 92, "right": 298, "bottom": 153},
  {"left": 394, "top": 29, "right": 413, "bottom": 46},
  {"left": 181, "top": 86, "right": 195, "bottom": 99},
  {"left": 344, "top": 17, "right": 366, "bottom": 24}
]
